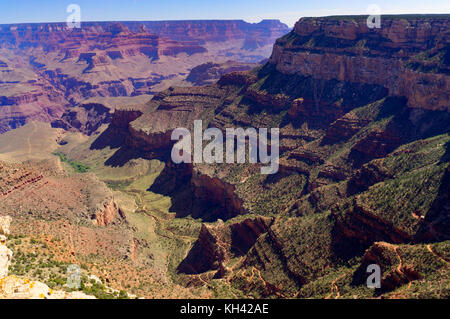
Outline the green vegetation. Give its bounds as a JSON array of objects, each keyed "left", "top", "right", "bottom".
[
  {"left": 78, "top": 276, "right": 124, "bottom": 299},
  {"left": 8, "top": 235, "right": 128, "bottom": 299},
  {"left": 359, "top": 163, "right": 446, "bottom": 236},
  {"left": 53, "top": 152, "right": 90, "bottom": 173},
  {"left": 8, "top": 237, "right": 71, "bottom": 285},
  {"left": 405, "top": 47, "right": 449, "bottom": 74},
  {"left": 237, "top": 173, "right": 306, "bottom": 216}
]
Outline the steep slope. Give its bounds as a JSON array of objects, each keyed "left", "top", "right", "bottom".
[{"left": 186, "top": 61, "right": 259, "bottom": 86}]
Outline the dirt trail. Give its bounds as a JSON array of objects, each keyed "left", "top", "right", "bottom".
[
  {"left": 248, "top": 266, "right": 256, "bottom": 282},
  {"left": 195, "top": 274, "right": 209, "bottom": 286},
  {"left": 394, "top": 246, "right": 403, "bottom": 272},
  {"left": 325, "top": 272, "right": 347, "bottom": 299},
  {"left": 27, "top": 122, "right": 37, "bottom": 154},
  {"left": 55, "top": 157, "right": 63, "bottom": 172},
  {"left": 247, "top": 266, "right": 287, "bottom": 298},
  {"left": 327, "top": 280, "right": 340, "bottom": 299},
  {"left": 240, "top": 176, "right": 250, "bottom": 184},
  {"left": 376, "top": 242, "right": 403, "bottom": 271},
  {"left": 411, "top": 212, "right": 420, "bottom": 220},
  {"left": 427, "top": 244, "right": 449, "bottom": 265}
]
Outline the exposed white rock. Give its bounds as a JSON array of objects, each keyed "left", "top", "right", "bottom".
[
  {"left": 0, "top": 236, "right": 12, "bottom": 279},
  {"left": 0, "top": 276, "right": 96, "bottom": 299},
  {"left": 0, "top": 215, "right": 95, "bottom": 299},
  {"left": 0, "top": 215, "right": 11, "bottom": 236},
  {"left": 88, "top": 274, "right": 103, "bottom": 285}
]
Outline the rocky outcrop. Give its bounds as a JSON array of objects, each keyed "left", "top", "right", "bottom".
[
  {"left": 217, "top": 71, "right": 258, "bottom": 87},
  {"left": 347, "top": 161, "right": 392, "bottom": 195},
  {"left": 110, "top": 109, "right": 144, "bottom": 130},
  {"left": 0, "top": 276, "right": 97, "bottom": 299},
  {"left": 244, "top": 88, "right": 290, "bottom": 109},
  {"left": 91, "top": 85, "right": 235, "bottom": 165},
  {"left": 123, "top": 86, "right": 231, "bottom": 159},
  {"left": 333, "top": 202, "right": 413, "bottom": 246},
  {"left": 91, "top": 200, "right": 123, "bottom": 227},
  {"left": 287, "top": 98, "right": 304, "bottom": 118},
  {"left": 322, "top": 113, "right": 371, "bottom": 144},
  {"left": 187, "top": 61, "right": 258, "bottom": 86},
  {"left": 0, "top": 244, "right": 11, "bottom": 279},
  {"left": 0, "top": 216, "right": 11, "bottom": 237},
  {"left": 269, "top": 16, "right": 450, "bottom": 111},
  {"left": 51, "top": 103, "right": 113, "bottom": 135},
  {"left": 353, "top": 242, "right": 422, "bottom": 292},
  {"left": 349, "top": 128, "right": 403, "bottom": 167},
  {"left": 0, "top": 216, "right": 12, "bottom": 279},
  {"left": 178, "top": 217, "right": 272, "bottom": 275},
  {"left": 191, "top": 172, "right": 246, "bottom": 221}
]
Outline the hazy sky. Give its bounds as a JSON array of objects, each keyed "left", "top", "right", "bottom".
[{"left": 0, "top": 0, "right": 448, "bottom": 26}]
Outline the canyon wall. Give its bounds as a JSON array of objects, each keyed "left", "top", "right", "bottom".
[{"left": 269, "top": 16, "right": 449, "bottom": 111}]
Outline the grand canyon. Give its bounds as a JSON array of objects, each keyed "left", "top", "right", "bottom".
[{"left": 0, "top": 13, "right": 449, "bottom": 300}]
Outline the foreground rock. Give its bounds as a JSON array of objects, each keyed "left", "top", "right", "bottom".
[
  {"left": 0, "top": 215, "right": 95, "bottom": 299},
  {"left": 0, "top": 236, "right": 12, "bottom": 279},
  {"left": 0, "top": 276, "right": 96, "bottom": 299},
  {"left": 0, "top": 216, "right": 12, "bottom": 279}
]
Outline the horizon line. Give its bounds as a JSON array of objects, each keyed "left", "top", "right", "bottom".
[{"left": 1, "top": 12, "right": 449, "bottom": 27}]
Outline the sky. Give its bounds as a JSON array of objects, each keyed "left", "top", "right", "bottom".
[{"left": 0, "top": 0, "right": 448, "bottom": 27}]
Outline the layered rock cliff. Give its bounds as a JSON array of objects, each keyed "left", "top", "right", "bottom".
[
  {"left": 269, "top": 16, "right": 449, "bottom": 111},
  {"left": 178, "top": 217, "right": 272, "bottom": 275},
  {"left": 51, "top": 103, "right": 112, "bottom": 135},
  {"left": 186, "top": 61, "right": 259, "bottom": 86}
]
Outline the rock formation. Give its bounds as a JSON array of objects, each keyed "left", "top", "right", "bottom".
[
  {"left": 269, "top": 16, "right": 449, "bottom": 111},
  {"left": 0, "top": 20, "right": 289, "bottom": 133},
  {"left": 0, "top": 217, "right": 12, "bottom": 279},
  {"left": 0, "top": 216, "right": 11, "bottom": 237},
  {"left": 51, "top": 103, "right": 112, "bottom": 135},
  {"left": 91, "top": 199, "right": 123, "bottom": 227},
  {"left": 178, "top": 217, "right": 272, "bottom": 275},
  {"left": 186, "top": 61, "right": 259, "bottom": 86}
]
